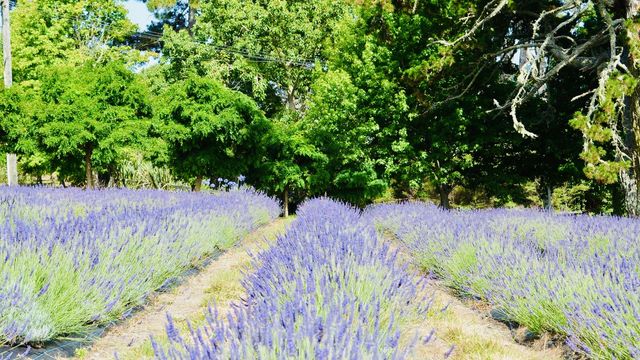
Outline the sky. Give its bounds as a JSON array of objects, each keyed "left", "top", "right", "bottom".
[{"left": 123, "top": 0, "right": 155, "bottom": 30}]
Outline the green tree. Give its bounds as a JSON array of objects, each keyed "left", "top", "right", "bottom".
[
  {"left": 8, "top": 0, "right": 139, "bottom": 84},
  {"left": 37, "top": 62, "right": 151, "bottom": 188},
  {"left": 248, "top": 116, "right": 326, "bottom": 216},
  {"left": 160, "top": 0, "right": 361, "bottom": 208},
  {"left": 320, "top": 0, "right": 485, "bottom": 207},
  {"left": 154, "top": 74, "right": 269, "bottom": 191},
  {"left": 304, "top": 70, "right": 386, "bottom": 206},
  {"left": 0, "top": 84, "right": 48, "bottom": 181},
  {"left": 194, "top": 0, "right": 349, "bottom": 108},
  {"left": 327, "top": 0, "right": 600, "bottom": 211}
]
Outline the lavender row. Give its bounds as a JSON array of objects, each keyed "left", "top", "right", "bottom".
[
  {"left": 367, "top": 202, "right": 640, "bottom": 359},
  {"left": 153, "top": 199, "right": 434, "bottom": 359},
  {"left": 0, "top": 186, "right": 280, "bottom": 345}
]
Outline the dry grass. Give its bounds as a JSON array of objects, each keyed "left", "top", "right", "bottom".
[{"left": 400, "top": 280, "right": 564, "bottom": 360}]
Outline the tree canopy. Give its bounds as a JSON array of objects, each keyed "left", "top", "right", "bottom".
[{"left": 154, "top": 74, "right": 269, "bottom": 190}]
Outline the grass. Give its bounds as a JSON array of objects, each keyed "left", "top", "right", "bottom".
[
  {"left": 404, "top": 287, "right": 561, "bottom": 360},
  {"left": 201, "top": 263, "right": 248, "bottom": 307}
]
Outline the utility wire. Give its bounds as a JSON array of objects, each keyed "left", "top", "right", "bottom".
[
  {"left": 51, "top": 16, "right": 324, "bottom": 68},
  {"left": 131, "top": 29, "right": 323, "bottom": 67}
]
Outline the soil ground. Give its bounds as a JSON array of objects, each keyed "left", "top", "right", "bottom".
[{"left": 404, "top": 280, "right": 564, "bottom": 360}]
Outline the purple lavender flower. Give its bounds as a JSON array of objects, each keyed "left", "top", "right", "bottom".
[
  {"left": 367, "top": 201, "right": 640, "bottom": 359},
  {"left": 0, "top": 186, "right": 279, "bottom": 345},
  {"left": 153, "top": 198, "right": 433, "bottom": 359}
]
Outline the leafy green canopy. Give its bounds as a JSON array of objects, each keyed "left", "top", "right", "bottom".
[
  {"left": 153, "top": 74, "right": 270, "bottom": 185},
  {"left": 8, "top": 0, "right": 139, "bottom": 84},
  {"left": 0, "top": 62, "right": 152, "bottom": 186}
]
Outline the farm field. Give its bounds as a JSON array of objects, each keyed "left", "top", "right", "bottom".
[
  {"left": 148, "top": 199, "right": 560, "bottom": 360},
  {"left": 85, "top": 217, "right": 294, "bottom": 360},
  {"left": 0, "top": 190, "right": 637, "bottom": 359},
  {"left": 368, "top": 203, "right": 640, "bottom": 359},
  {"left": 0, "top": 187, "right": 279, "bottom": 349},
  {"left": 152, "top": 199, "right": 434, "bottom": 359},
  {"left": 3, "top": 0, "right": 640, "bottom": 359}
]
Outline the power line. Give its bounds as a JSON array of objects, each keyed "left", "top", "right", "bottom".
[{"left": 131, "top": 29, "right": 324, "bottom": 68}]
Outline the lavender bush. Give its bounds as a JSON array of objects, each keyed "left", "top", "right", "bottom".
[
  {"left": 153, "top": 199, "right": 432, "bottom": 359},
  {"left": 367, "top": 202, "right": 640, "bottom": 359},
  {"left": 0, "top": 186, "right": 279, "bottom": 345}
]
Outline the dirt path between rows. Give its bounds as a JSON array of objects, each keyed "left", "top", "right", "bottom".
[
  {"left": 405, "top": 281, "right": 564, "bottom": 360},
  {"left": 389, "top": 239, "right": 565, "bottom": 360},
  {"left": 76, "top": 218, "right": 292, "bottom": 360}
]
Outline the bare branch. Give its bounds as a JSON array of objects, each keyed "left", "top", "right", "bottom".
[{"left": 436, "top": 0, "right": 509, "bottom": 47}]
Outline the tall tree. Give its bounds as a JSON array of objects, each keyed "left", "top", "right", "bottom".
[
  {"left": 153, "top": 74, "right": 269, "bottom": 191},
  {"left": 139, "top": 0, "right": 197, "bottom": 31},
  {"left": 322, "top": 0, "right": 508, "bottom": 207},
  {"left": 161, "top": 0, "right": 354, "bottom": 208},
  {"left": 193, "top": 0, "right": 349, "bottom": 109},
  {"left": 8, "top": 0, "right": 138, "bottom": 84},
  {"left": 449, "top": 0, "right": 640, "bottom": 215},
  {"left": 304, "top": 69, "right": 387, "bottom": 206},
  {"left": 37, "top": 62, "right": 151, "bottom": 188}
]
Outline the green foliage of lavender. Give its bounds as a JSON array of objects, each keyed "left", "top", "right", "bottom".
[
  {"left": 368, "top": 203, "right": 640, "bottom": 359},
  {"left": 153, "top": 199, "right": 435, "bottom": 359},
  {"left": 0, "top": 187, "right": 279, "bottom": 345}
]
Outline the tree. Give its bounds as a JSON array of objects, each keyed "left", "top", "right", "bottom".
[
  {"left": 448, "top": 0, "right": 640, "bottom": 215},
  {"left": 154, "top": 74, "right": 269, "bottom": 191},
  {"left": 194, "top": 0, "right": 349, "bottom": 109},
  {"left": 8, "top": 0, "right": 139, "bottom": 84},
  {"left": 327, "top": 0, "right": 618, "bottom": 212},
  {"left": 320, "top": 0, "right": 498, "bottom": 208},
  {"left": 140, "top": 0, "right": 198, "bottom": 31},
  {"left": 0, "top": 84, "right": 44, "bottom": 179},
  {"left": 304, "top": 70, "right": 386, "bottom": 206},
  {"left": 37, "top": 62, "right": 151, "bottom": 188},
  {"left": 162, "top": 0, "right": 358, "bottom": 206},
  {"left": 249, "top": 116, "right": 326, "bottom": 216}
]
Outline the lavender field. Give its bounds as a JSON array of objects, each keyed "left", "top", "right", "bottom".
[
  {"left": 368, "top": 203, "right": 640, "bottom": 359},
  {"left": 0, "top": 187, "right": 279, "bottom": 346},
  {"left": 1, "top": 190, "right": 636, "bottom": 359},
  {"left": 153, "top": 199, "right": 435, "bottom": 359}
]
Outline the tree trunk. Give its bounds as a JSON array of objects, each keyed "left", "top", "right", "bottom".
[
  {"left": 193, "top": 175, "right": 203, "bottom": 192},
  {"left": 283, "top": 85, "right": 294, "bottom": 216},
  {"left": 85, "top": 148, "right": 94, "bottom": 190},
  {"left": 620, "top": 4, "right": 640, "bottom": 216},
  {"left": 620, "top": 95, "right": 640, "bottom": 216},
  {"left": 188, "top": 1, "right": 197, "bottom": 32},
  {"left": 287, "top": 85, "right": 296, "bottom": 111},
  {"left": 438, "top": 184, "right": 451, "bottom": 209},
  {"left": 543, "top": 184, "right": 554, "bottom": 211},
  {"left": 283, "top": 185, "right": 289, "bottom": 217}
]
